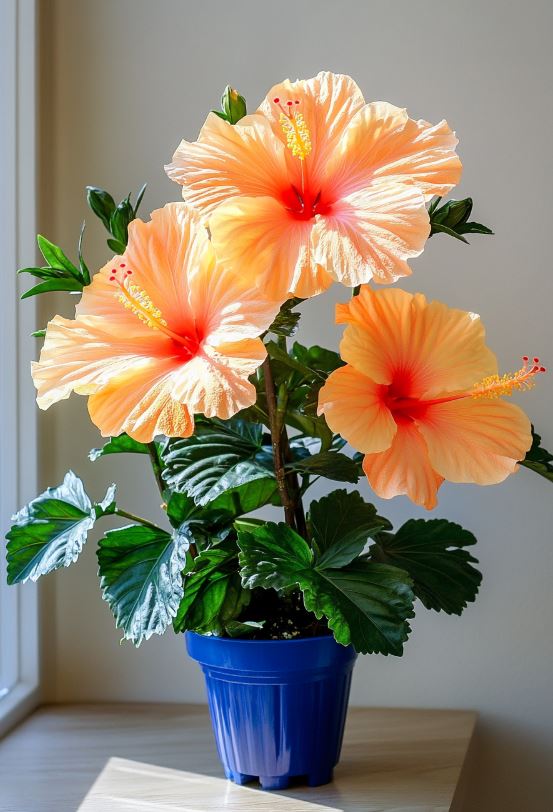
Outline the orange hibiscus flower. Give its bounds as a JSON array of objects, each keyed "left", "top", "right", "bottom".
[
  {"left": 318, "top": 287, "right": 543, "bottom": 510},
  {"left": 166, "top": 71, "right": 462, "bottom": 300},
  {"left": 32, "top": 203, "right": 280, "bottom": 442}
]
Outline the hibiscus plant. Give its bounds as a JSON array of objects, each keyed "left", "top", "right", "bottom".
[{"left": 5, "top": 73, "right": 552, "bottom": 654}]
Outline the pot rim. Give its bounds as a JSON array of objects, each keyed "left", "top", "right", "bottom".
[{"left": 185, "top": 631, "right": 337, "bottom": 645}]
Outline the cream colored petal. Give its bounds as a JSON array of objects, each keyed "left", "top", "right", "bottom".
[
  {"left": 362, "top": 422, "right": 444, "bottom": 510},
  {"left": 311, "top": 183, "right": 429, "bottom": 287},
  {"left": 88, "top": 364, "right": 193, "bottom": 442},
  {"left": 326, "top": 101, "right": 462, "bottom": 200},
  {"left": 258, "top": 71, "right": 365, "bottom": 188},
  {"left": 165, "top": 112, "right": 289, "bottom": 215},
  {"left": 209, "top": 195, "right": 327, "bottom": 300},
  {"left": 32, "top": 315, "right": 172, "bottom": 410},
  {"left": 170, "top": 344, "right": 264, "bottom": 420},
  {"left": 418, "top": 398, "right": 532, "bottom": 485},
  {"left": 317, "top": 364, "right": 396, "bottom": 454}
]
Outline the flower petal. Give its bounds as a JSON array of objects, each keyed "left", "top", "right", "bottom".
[
  {"left": 32, "top": 315, "right": 172, "bottom": 410},
  {"left": 362, "top": 421, "right": 444, "bottom": 510},
  {"left": 258, "top": 71, "right": 365, "bottom": 188},
  {"left": 88, "top": 365, "right": 193, "bottom": 442},
  {"left": 317, "top": 364, "right": 396, "bottom": 454},
  {"left": 209, "top": 195, "right": 332, "bottom": 300},
  {"left": 165, "top": 113, "right": 289, "bottom": 215},
  {"left": 337, "top": 287, "right": 498, "bottom": 395},
  {"left": 418, "top": 398, "right": 532, "bottom": 485},
  {"left": 327, "top": 101, "right": 462, "bottom": 200},
  {"left": 171, "top": 343, "right": 265, "bottom": 420},
  {"left": 312, "top": 183, "right": 429, "bottom": 287}
]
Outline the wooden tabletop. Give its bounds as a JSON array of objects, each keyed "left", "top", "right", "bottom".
[{"left": 0, "top": 703, "right": 475, "bottom": 811}]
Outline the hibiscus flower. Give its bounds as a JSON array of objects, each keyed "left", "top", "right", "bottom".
[
  {"left": 166, "top": 71, "right": 462, "bottom": 299},
  {"left": 318, "top": 287, "right": 543, "bottom": 509},
  {"left": 32, "top": 203, "right": 280, "bottom": 442}
]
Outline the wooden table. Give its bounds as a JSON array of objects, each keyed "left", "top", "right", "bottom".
[{"left": 0, "top": 704, "right": 475, "bottom": 811}]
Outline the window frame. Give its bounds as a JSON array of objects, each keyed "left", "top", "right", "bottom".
[{"left": 0, "top": 0, "right": 40, "bottom": 737}]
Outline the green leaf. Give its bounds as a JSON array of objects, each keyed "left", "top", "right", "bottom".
[
  {"left": 520, "top": 427, "right": 553, "bottom": 483},
  {"left": 430, "top": 222, "right": 469, "bottom": 244},
  {"left": 429, "top": 196, "right": 493, "bottom": 243},
  {"left": 291, "top": 343, "right": 343, "bottom": 377},
  {"left": 77, "top": 221, "right": 91, "bottom": 285},
  {"left": 287, "top": 450, "right": 360, "bottom": 484},
  {"left": 238, "top": 523, "right": 414, "bottom": 655},
  {"left": 21, "top": 278, "right": 84, "bottom": 299},
  {"left": 97, "top": 524, "right": 188, "bottom": 645},
  {"left": 161, "top": 418, "right": 274, "bottom": 506},
  {"left": 107, "top": 237, "right": 127, "bottom": 254},
  {"left": 371, "top": 519, "right": 481, "bottom": 615},
  {"left": 18, "top": 266, "right": 67, "bottom": 280},
  {"left": 86, "top": 186, "right": 116, "bottom": 231},
  {"left": 109, "top": 198, "right": 134, "bottom": 246},
  {"left": 219, "top": 85, "right": 247, "bottom": 125},
  {"left": 37, "top": 234, "right": 81, "bottom": 277},
  {"left": 266, "top": 340, "right": 315, "bottom": 379},
  {"left": 267, "top": 298, "right": 303, "bottom": 337},
  {"left": 173, "top": 542, "right": 249, "bottom": 634},
  {"left": 134, "top": 183, "right": 147, "bottom": 216},
  {"left": 309, "top": 489, "right": 391, "bottom": 568},
  {"left": 31, "top": 329, "right": 46, "bottom": 338},
  {"left": 89, "top": 433, "right": 150, "bottom": 461},
  {"left": 6, "top": 472, "right": 111, "bottom": 584},
  {"left": 455, "top": 221, "right": 494, "bottom": 236},
  {"left": 225, "top": 619, "right": 265, "bottom": 638}
]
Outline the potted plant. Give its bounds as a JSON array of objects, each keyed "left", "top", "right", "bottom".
[{"left": 5, "top": 72, "right": 551, "bottom": 791}]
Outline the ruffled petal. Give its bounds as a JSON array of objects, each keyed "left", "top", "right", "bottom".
[
  {"left": 170, "top": 343, "right": 264, "bottom": 419},
  {"left": 362, "top": 421, "right": 444, "bottom": 510},
  {"left": 337, "top": 287, "right": 498, "bottom": 396},
  {"left": 32, "top": 314, "right": 172, "bottom": 410},
  {"left": 209, "top": 195, "right": 331, "bottom": 300},
  {"left": 326, "top": 101, "right": 462, "bottom": 200},
  {"left": 165, "top": 113, "right": 289, "bottom": 215},
  {"left": 317, "top": 364, "right": 396, "bottom": 454},
  {"left": 417, "top": 398, "right": 532, "bottom": 485},
  {"left": 312, "top": 183, "right": 429, "bottom": 287},
  {"left": 88, "top": 364, "right": 193, "bottom": 442},
  {"left": 258, "top": 71, "right": 365, "bottom": 189}
]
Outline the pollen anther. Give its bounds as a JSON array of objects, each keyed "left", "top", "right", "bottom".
[{"left": 472, "top": 356, "right": 546, "bottom": 399}]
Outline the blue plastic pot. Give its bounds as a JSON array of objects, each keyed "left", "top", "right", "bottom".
[{"left": 186, "top": 631, "right": 356, "bottom": 790}]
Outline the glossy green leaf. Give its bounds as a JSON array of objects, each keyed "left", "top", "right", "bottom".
[
  {"left": 89, "top": 434, "right": 150, "bottom": 461},
  {"left": 77, "top": 221, "right": 91, "bottom": 285},
  {"left": 37, "top": 234, "right": 81, "bottom": 277},
  {"left": 86, "top": 186, "right": 117, "bottom": 231},
  {"left": 371, "top": 518, "right": 481, "bottom": 614},
  {"left": 225, "top": 619, "right": 265, "bottom": 637},
  {"left": 267, "top": 298, "right": 303, "bottom": 337},
  {"left": 173, "top": 542, "right": 249, "bottom": 634},
  {"left": 97, "top": 524, "right": 188, "bottom": 645},
  {"left": 107, "top": 237, "right": 127, "bottom": 254},
  {"left": 287, "top": 451, "right": 360, "bottom": 484},
  {"left": 161, "top": 418, "right": 274, "bottom": 506},
  {"left": 520, "top": 427, "right": 553, "bottom": 483},
  {"left": 309, "top": 490, "right": 391, "bottom": 568},
  {"left": 109, "top": 198, "right": 133, "bottom": 246},
  {"left": 6, "top": 472, "right": 113, "bottom": 584},
  {"left": 21, "top": 278, "right": 84, "bottom": 299},
  {"left": 238, "top": 522, "right": 414, "bottom": 655}
]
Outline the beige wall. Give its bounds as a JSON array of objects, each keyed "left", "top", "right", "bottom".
[{"left": 37, "top": 1, "right": 553, "bottom": 809}]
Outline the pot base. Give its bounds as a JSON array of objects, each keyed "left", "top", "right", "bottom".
[{"left": 225, "top": 767, "right": 333, "bottom": 790}]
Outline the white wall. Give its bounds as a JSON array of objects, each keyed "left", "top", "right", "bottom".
[{"left": 37, "top": 1, "right": 553, "bottom": 809}]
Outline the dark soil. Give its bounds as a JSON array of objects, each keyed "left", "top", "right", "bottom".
[{"left": 236, "top": 589, "right": 331, "bottom": 640}]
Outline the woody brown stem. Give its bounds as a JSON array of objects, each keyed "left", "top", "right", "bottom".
[{"left": 262, "top": 355, "right": 307, "bottom": 536}]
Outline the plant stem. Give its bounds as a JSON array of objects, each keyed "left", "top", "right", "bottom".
[
  {"left": 114, "top": 508, "right": 162, "bottom": 532},
  {"left": 147, "top": 442, "right": 165, "bottom": 498},
  {"left": 263, "top": 355, "right": 296, "bottom": 529}
]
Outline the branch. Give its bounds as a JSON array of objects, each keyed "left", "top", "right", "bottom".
[
  {"left": 262, "top": 355, "right": 297, "bottom": 529},
  {"left": 147, "top": 442, "right": 165, "bottom": 497}
]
